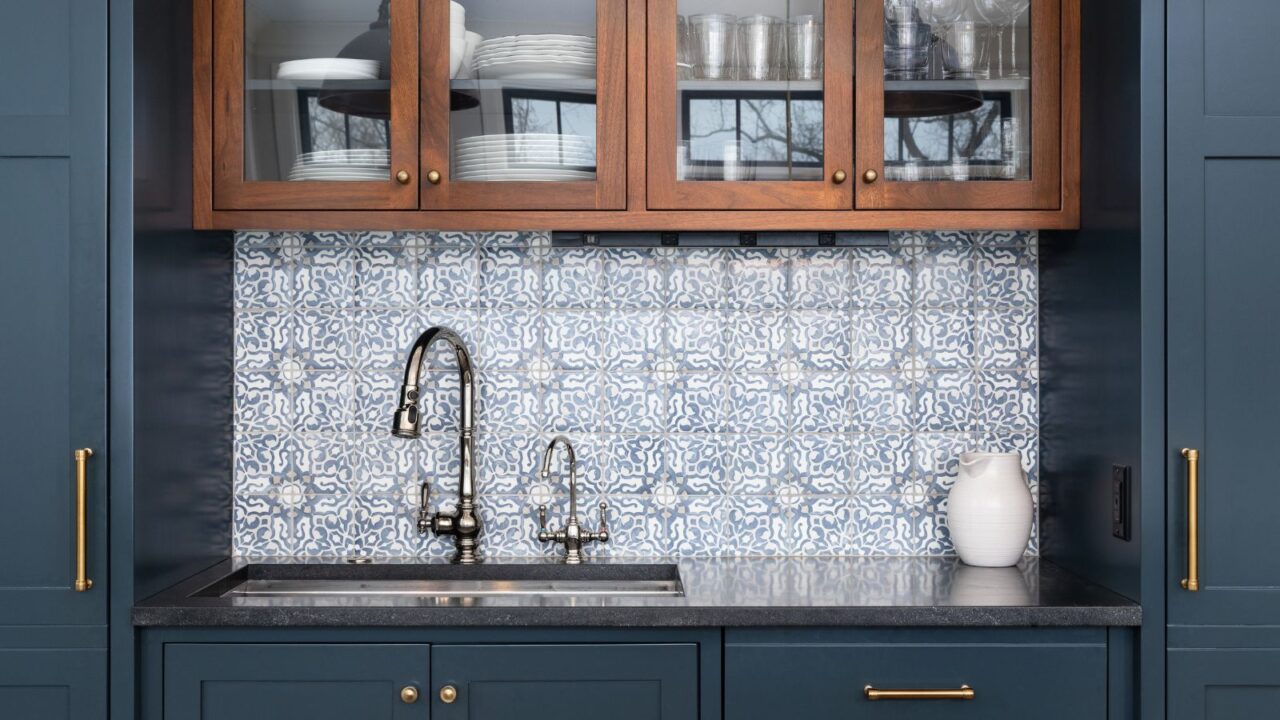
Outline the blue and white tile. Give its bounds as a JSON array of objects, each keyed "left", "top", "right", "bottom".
[
  {"left": 542, "top": 311, "right": 604, "bottom": 370},
  {"left": 295, "top": 247, "right": 355, "bottom": 309},
  {"left": 726, "top": 434, "right": 787, "bottom": 494},
  {"left": 790, "top": 373, "right": 852, "bottom": 433},
  {"left": 723, "top": 310, "right": 786, "bottom": 371},
  {"left": 850, "top": 247, "right": 912, "bottom": 307},
  {"left": 235, "top": 372, "right": 292, "bottom": 432},
  {"left": 667, "top": 373, "right": 727, "bottom": 433},
  {"left": 668, "top": 497, "right": 726, "bottom": 556},
  {"left": 850, "top": 307, "right": 911, "bottom": 370},
  {"left": 603, "top": 373, "right": 665, "bottom": 433},
  {"left": 478, "top": 371, "right": 544, "bottom": 432},
  {"left": 605, "top": 434, "right": 666, "bottom": 494},
  {"left": 543, "top": 249, "right": 604, "bottom": 308},
  {"left": 353, "top": 431, "right": 424, "bottom": 494},
  {"left": 850, "top": 432, "right": 913, "bottom": 494},
  {"left": 787, "top": 310, "right": 851, "bottom": 371},
  {"left": 789, "top": 434, "right": 853, "bottom": 494},
  {"left": 846, "top": 495, "right": 907, "bottom": 555},
  {"left": 913, "top": 307, "right": 976, "bottom": 369},
  {"left": 915, "top": 370, "right": 976, "bottom": 433},
  {"left": 723, "top": 496, "right": 788, "bottom": 556},
  {"left": 477, "top": 308, "right": 540, "bottom": 371},
  {"left": 543, "top": 371, "right": 603, "bottom": 433},
  {"left": 418, "top": 246, "right": 479, "bottom": 308},
  {"left": 665, "top": 310, "right": 728, "bottom": 371},
  {"left": 235, "top": 310, "right": 292, "bottom": 369},
  {"left": 914, "top": 244, "right": 974, "bottom": 307},
  {"left": 351, "top": 309, "right": 422, "bottom": 371},
  {"left": 354, "top": 245, "right": 417, "bottom": 308},
  {"left": 913, "top": 432, "right": 979, "bottom": 494},
  {"left": 665, "top": 249, "right": 726, "bottom": 309},
  {"left": 728, "top": 374, "right": 788, "bottom": 433},
  {"left": 726, "top": 250, "right": 788, "bottom": 310},
  {"left": 234, "top": 244, "right": 292, "bottom": 308},
  {"left": 975, "top": 245, "right": 1037, "bottom": 306},
  {"left": 849, "top": 372, "right": 913, "bottom": 432},
  {"left": 477, "top": 432, "right": 544, "bottom": 494},
  {"left": 600, "top": 311, "right": 663, "bottom": 370},
  {"left": 975, "top": 370, "right": 1039, "bottom": 432},
  {"left": 794, "top": 496, "right": 857, "bottom": 555},
  {"left": 976, "top": 305, "right": 1036, "bottom": 369},
  {"left": 294, "top": 310, "right": 355, "bottom": 369},
  {"left": 479, "top": 247, "right": 542, "bottom": 308},
  {"left": 294, "top": 371, "right": 354, "bottom": 433},
  {"left": 603, "top": 249, "right": 666, "bottom": 309},
  {"left": 666, "top": 434, "right": 728, "bottom": 495},
  {"left": 790, "top": 249, "right": 849, "bottom": 309}
]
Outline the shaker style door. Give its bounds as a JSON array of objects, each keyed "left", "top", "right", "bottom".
[
  {"left": 207, "top": 0, "right": 420, "bottom": 210},
  {"left": 646, "top": 0, "right": 855, "bottom": 209},
  {"left": 0, "top": 649, "right": 107, "bottom": 720},
  {"left": 1166, "top": 0, "right": 1280, "bottom": 627},
  {"left": 0, "top": 0, "right": 108, "bottom": 626},
  {"left": 420, "top": 0, "right": 627, "bottom": 210},
  {"left": 1168, "top": 648, "right": 1280, "bottom": 720},
  {"left": 854, "top": 0, "right": 1062, "bottom": 209}
]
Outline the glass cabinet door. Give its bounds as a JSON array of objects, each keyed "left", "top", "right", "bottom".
[
  {"left": 646, "top": 0, "right": 854, "bottom": 210},
  {"left": 855, "top": 0, "right": 1061, "bottom": 209},
  {"left": 212, "top": 0, "right": 420, "bottom": 210},
  {"left": 420, "top": 0, "right": 626, "bottom": 210}
]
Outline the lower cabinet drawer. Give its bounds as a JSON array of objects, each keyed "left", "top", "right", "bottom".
[{"left": 725, "top": 629, "right": 1106, "bottom": 719}]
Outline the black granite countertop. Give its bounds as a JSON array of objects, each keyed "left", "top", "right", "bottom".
[{"left": 133, "top": 556, "right": 1140, "bottom": 628}]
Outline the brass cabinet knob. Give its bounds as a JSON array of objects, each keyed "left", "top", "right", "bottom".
[
  {"left": 396, "top": 170, "right": 411, "bottom": 185},
  {"left": 863, "top": 169, "right": 879, "bottom": 184},
  {"left": 426, "top": 169, "right": 442, "bottom": 185},
  {"left": 832, "top": 169, "right": 848, "bottom": 184},
  {"left": 400, "top": 686, "right": 419, "bottom": 704},
  {"left": 439, "top": 685, "right": 458, "bottom": 704}
]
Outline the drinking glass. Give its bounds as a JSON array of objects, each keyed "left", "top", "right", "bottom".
[
  {"left": 690, "top": 13, "right": 737, "bottom": 79},
  {"left": 943, "top": 20, "right": 984, "bottom": 79},
  {"left": 677, "top": 15, "right": 694, "bottom": 80},
  {"left": 737, "top": 15, "right": 785, "bottom": 81},
  {"left": 972, "top": 0, "right": 1023, "bottom": 78},
  {"left": 996, "top": 0, "right": 1030, "bottom": 78},
  {"left": 788, "top": 15, "right": 823, "bottom": 80}
]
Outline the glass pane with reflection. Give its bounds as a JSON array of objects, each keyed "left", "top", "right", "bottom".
[
  {"left": 448, "top": 0, "right": 598, "bottom": 183},
  {"left": 244, "top": 0, "right": 395, "bottom": 183},
  {"left": 676, "top": 0, "right": 827, "bottom": 182}
]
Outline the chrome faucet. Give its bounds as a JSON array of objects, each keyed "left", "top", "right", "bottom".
[
  {"left": 536, "top": 436, "right": 609, "bottom": 564},
  {"left": 392, "top": 327, "right": 482, "bottom": 564}
]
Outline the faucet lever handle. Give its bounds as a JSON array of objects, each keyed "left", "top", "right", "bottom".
[
  {"left": 536, "top": 504, "right": 551, "bottom": 543},
  {"left": 590, "top": 501, "right": 610, "bottom": 544},
  {"left": 416, "top": 482, "right": 432, "bottom": 534}
]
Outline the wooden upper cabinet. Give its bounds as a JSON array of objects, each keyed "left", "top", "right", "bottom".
[
  {"left": 855, "top": 0, "right": 1065, "bottom": 210},
  {"left": 204, "top": 0, "right": 421, "bottom": 210},
  {"left": 646, "top": 0, "right": 855, "bottom": 210},
  {"left": 420, "top": 0, "right": 628, "bottom": 210}
]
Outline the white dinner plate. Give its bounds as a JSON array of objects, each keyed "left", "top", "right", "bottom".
[
  {"left": 454, "top": 170, "right": 596, "bottom": 181},
  {"left": 277, "top": 58, "right": 380, "bottom": 81}
]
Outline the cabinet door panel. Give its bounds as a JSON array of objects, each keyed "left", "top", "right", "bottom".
[
  {"left": 164, "top": 644, "right": 430, "bottom": 720},
  {"left": 432, "top": 644, "right": 697, "bottom": 720},
  {"left": 0, "top": 0, "right": 107, "bottom": 626},
  {"left": 0, "top": 648, "right": 106, "bottom": 720},
  {"left": 1167, "top": 0, "right": 1280, "bottom": 626},
  {"left": 1169, "top": 649, "right": 1280, "bottom": 720}
]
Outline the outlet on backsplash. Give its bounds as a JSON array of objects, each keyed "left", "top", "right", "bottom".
[{"left": 233, "top": 230, "right": 1039, "bottom": 559}]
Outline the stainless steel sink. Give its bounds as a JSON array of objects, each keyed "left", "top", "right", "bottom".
[
  {"left": 219, "top": 578, "right": 682, "bottom": 598},
  {"left": 194, "top": 563, "right": 684, "bottom": 599}
]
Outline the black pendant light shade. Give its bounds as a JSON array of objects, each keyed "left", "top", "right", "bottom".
[{"left": 319, "top": 0, "right": 392, "bottom": 119}]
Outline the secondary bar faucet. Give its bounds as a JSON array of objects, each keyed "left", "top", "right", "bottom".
[
  {"left": 536, "top": 436, "right": 609, "bottom": 564},
  {"left": 392, "top": 326, "right": 482, "bottom": 564}
]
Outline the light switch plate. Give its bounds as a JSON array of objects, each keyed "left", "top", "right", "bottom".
[{"left": 1112, "top": 465, "right": 1132, "bottom": 541}]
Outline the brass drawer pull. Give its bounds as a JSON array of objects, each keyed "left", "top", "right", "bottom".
[
  {"left": 864, "top": 684, "right": 975, "bottom": 701},
  {"left": 1181, "top": 448, "right": 1200, "bottom": 592},
  {"left": 73, "top": 448, "right": 94, "bottom": 592}
]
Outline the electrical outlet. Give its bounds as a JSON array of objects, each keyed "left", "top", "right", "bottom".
[{"left": 1112, "top": 465, "right": 1132, "bottom": 541}]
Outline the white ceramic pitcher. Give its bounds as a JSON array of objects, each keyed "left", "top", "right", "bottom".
[{"left": 947, "top": 452, "right": 1033, "bottom": 567}]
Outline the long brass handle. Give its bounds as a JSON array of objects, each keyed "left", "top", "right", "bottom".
[
  {"left": 864, "top": 685, "right": 974, "bottom": 701},
  {"left": 1181, "top": 448, "right": 1200, "bottom": 592},
  {"left": 73, "top": 448, "right": 94, "bottom": 592}
]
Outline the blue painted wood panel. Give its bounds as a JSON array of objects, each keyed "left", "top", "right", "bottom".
[
  {"left": 0, "top": 648, "right": 107, "bottom": 720},
  {"left": 1169, "top": 648, "right": 1280, "bottom": 720},
  {"left": 725, "top": 629, "right": 1106, "bottom": 720},
  {"left": 0, "top": 0, "right": 106, "bottom": 627},
  {"left": 1167, "top": 0, "right": 1280, "bottom": 627},
  {"left": 432, "top": 644, "right": 699, "bottom": 720},
  {"left": 163, "top": 644, "right": 430, "bottom": 720}
]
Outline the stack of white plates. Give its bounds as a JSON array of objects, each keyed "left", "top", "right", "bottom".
[
  {"left": 289, "top": 149, "right": 390, "bottom": 181},
  {"left": 454, "top": 134, "right": 595, "bottom": 181},
  {"left": 276, "top": 58, "right": 381, "bottom": 81},
  {"left": 473, "top": 34, "right": 596, "bottom": 80}
]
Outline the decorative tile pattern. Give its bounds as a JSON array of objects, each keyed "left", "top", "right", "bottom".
[{"left": 233, "top": 230, "right": 1039, "bottom": 558}]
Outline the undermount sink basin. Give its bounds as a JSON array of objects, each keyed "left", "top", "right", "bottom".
[{"left": 193, "top": 563, "right": 684, "bottom": 599}]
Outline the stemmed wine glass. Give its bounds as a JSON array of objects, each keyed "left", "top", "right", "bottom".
[
  {"left": 918, "top": 0, "right": 973, "bottom": 78},
  {"left": 972, "top": 0, "right": 1030, "bottom": 79}
]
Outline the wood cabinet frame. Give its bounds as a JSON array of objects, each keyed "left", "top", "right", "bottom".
[
  {"left": 202, "top": 0, "right": 420, "bottom": 211},
  {"left": 420, "top": 0, "right": 627, "bottom": 210},
  {"left": 194, "top": 0, "right": 1080, "bottom": 229},
  {"left": 645, "top": 0, "right": 854, "bottom": 210},
  {"left": 855, "top": 0, "right": 1064, "bottom": 210}
]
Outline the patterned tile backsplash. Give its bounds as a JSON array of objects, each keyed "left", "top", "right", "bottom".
[{"left": 233, "top": 230, "right": 1039, "bottom": 558}]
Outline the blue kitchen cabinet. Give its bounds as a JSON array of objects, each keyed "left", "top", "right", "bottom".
[
  {"left": 1168, "top": 648, "right": 1280, "bottom": 720},
  {"left": 0, "top": 0, "right": 107, "bottom": 626},
  {"left": 431, "top": 644, "right": 699, "bottom": 720},
  {"left": 0, "top": 648, "right": 107, "bottom": 720},
  {"left": 725, "top": 628, "right": 1107, "bottom": 720},
  {"left": 163, "top": 644, "right": 431, "bottom": 720},
  {"left": 1166, "top": 0, "right": 1280, "bottom": 627}
]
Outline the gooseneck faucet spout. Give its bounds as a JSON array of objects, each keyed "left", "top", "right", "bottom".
[
  {"left": 392, "top": 326, "right": 482, "bottom": 564},
  {"left": 536, "top": 435, "right": 609, "bottom": 564}
]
